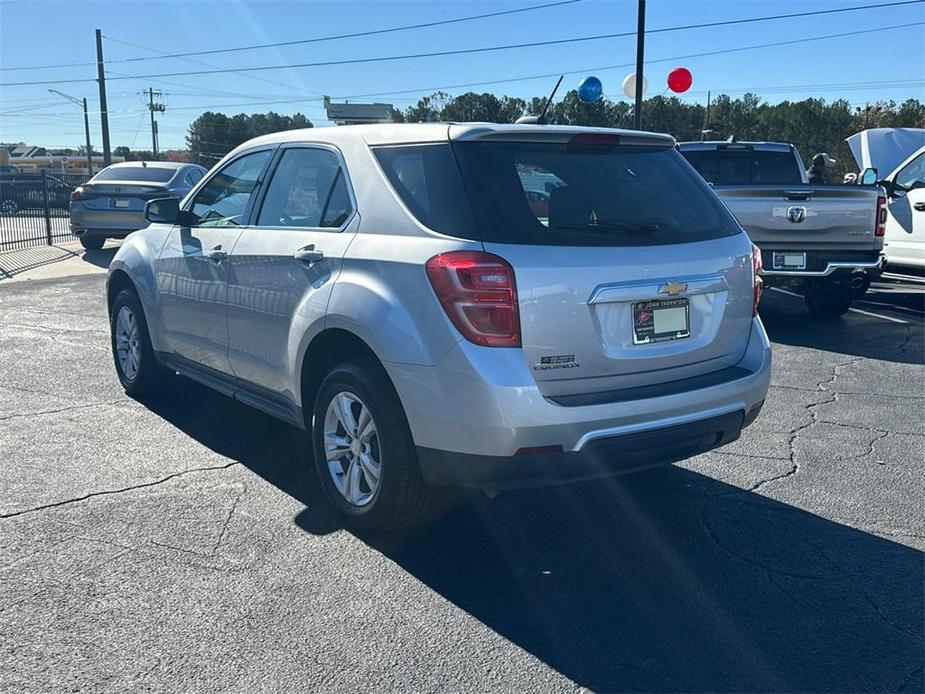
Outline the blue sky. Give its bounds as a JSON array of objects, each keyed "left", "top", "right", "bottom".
[{"left": 1, "top": 0, "right": 923, "bottom": 149}]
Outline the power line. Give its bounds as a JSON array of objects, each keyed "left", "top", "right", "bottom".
[
  {"left": 3, "top": 6, "right": 921, "bottom": 89},
  {"left": 0, "top": 0, "right": 582, "bottom": 72},
  {"left": 334, "top": 22, "right": 925, "bottom": 101}
]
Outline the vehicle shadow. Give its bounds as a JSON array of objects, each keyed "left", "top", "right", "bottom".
[
  {"left": 759, "top": 286, "right": 923, "bottom": 365},
  {"left": 81, "top": 244, "right": 120, "bottom": 269},
  {"left": 139, "top": 377, "right": 924, "bottom": 693}
]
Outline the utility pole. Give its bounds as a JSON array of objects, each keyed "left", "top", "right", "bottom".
[
  {"left": 95, "top": 29, "right": 111, "bottom": 166},
  {"left": 701, "top": 91, "right": 711, "bottom": 141},
  {"left": 633, "top": 0, "right": 646, "bottom": 130},
  {"left": 48, "top": 89, "right": 94, "bottom": 175},
  {"left": 145, "top": 88, "right": 166, "bottom": 159}
]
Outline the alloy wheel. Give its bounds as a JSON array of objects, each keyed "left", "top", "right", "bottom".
[
  {"left": 114, "top": 305, "right": 141, "bottom": 382},
  {"left": 323, "top": 391, "right": 381, "bottom": 507}
]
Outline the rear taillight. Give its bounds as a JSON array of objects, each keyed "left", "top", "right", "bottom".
[
  {"left": 875, "top": 195, "right": 887, "bottom": 237},
  {"left": 425, "top": 251, "right": 521, "bottom": 348},
  {"left": 752, "top": 244, "right": 763, "bottom": 316},
  {"left": 70, "top": 187, "right": 85, "bottom": 201}
]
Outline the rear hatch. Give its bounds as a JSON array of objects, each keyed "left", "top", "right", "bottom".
[{"left": 447, "top": 131, "right": 754, "bottom": 397}]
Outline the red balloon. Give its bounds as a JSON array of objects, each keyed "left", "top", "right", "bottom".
[{"left": 667, "top": 67, "right": 693, "bottom": 93}]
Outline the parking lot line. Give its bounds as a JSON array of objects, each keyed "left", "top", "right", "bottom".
[{"left": 768, "top": 287, "right": 909, "bottom": 324}]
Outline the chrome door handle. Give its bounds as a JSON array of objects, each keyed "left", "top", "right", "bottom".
[
  {"left": 206, "top": 245, "right": 227, "bottom": 263},
  {"left": 914, "top": 202, "right": 925, "bottom": 211},
  {"left": 294, "top": 245, "right": 324, "bottom": 265}
]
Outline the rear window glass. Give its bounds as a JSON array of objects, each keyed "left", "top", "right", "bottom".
[
  {"left": 681, "top": 148, "right": 802, "bottom": 185},
  {"left": 93, "top": 166, "right": 175, "bottom": 183},
  {"left": 375, "top": 141, "right": 740, "bottom": 246}
]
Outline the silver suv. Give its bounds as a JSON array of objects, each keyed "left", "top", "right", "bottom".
[{"left": 107, "top": 124, "right": 771, "bottom": 532}]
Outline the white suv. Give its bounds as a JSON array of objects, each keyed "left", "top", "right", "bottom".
[{"left": 107, "top": 123, "right": 771, "bottom": 532}]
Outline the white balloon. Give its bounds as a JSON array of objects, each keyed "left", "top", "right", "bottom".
[{"left": 622, "top": 73, "right": 648, "bottom": 98}]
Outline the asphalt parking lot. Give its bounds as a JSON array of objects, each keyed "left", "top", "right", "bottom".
[{"left": 1, "top": 269, "right": 922, "bottom": 693}]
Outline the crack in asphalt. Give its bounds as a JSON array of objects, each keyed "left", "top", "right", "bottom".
[
  {"left": 0, "top": 463, "right": 242, "bottom": 519},
  {"left": 0, "top": 398, "right": 128, "bottom": 421}
]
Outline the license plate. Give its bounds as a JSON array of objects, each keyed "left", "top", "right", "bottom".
[
  {"left": 110, "top": 198, "right": 131, "bottom": 209},
  {"left": 772, "top": 251, "right": 806, "bottom": 270},
  {"left": 633, "top": 298, "right": 690, "bottom": 345}
]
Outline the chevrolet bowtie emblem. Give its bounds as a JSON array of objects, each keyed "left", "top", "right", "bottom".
[{"left": 660, "top": 281, "right": 688, "bottom": 296}]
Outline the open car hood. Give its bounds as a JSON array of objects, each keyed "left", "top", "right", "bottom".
[{"left": 846, "top": 128, "right": 925, "bottom": 177}]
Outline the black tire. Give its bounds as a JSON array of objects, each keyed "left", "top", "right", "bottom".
[
  {"left": 311, "top": 358, "right": 432, "bottom": 534},
  {"left": 853, "top": 275, "right": 871, "bottom": 299},
  {"left": 110, "top": 288, "right": 172, "bottom": 396},
  {"left": 79, "top": 236, "right": 105, "bottom": 251},
  {"left": 804, "top": 279, "right": 853, "bottom": 319}
]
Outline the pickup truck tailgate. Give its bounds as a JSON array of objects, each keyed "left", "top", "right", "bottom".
[{"left": 713, "top": 185, "right": 882, "bottom": 252}]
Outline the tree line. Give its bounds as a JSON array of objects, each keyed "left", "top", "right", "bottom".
[{"left": 180, "top": 92, "right": 924, "bottom": 178}]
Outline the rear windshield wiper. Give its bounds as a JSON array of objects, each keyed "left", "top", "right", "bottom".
[{"left": 555, "top": 219, "right": 660, "bottom": 234}]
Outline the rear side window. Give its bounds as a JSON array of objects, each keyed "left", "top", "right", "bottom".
[
  {"left": 681, "top": 148, "right": 802, "bottom": 185},
  {"left": 93, "top": 166, "right": 175, "bottom": 183},
  {"left": 373, "top": 144, "right": 477, "bottom": 239}
]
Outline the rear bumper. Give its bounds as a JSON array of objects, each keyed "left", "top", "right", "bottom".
[
  {"left": 759, "top": 249, "right": 885, "bottom": 279},
  {"left": 70, "top": 206, "right": 146, "bottom": 237},
  {"left": 386, "top": 316, "right": 772, "bottom": 487},
  {"left": 417, "top": 408, "right": 753, "bottom": 488}
]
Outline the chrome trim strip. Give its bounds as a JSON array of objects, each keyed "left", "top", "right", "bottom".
[
  {"left": 573, "top": 403, "right": 746, "bottom": 451},
  {"left": 588, "top": 274, "right": 727, "bottom": 305}
]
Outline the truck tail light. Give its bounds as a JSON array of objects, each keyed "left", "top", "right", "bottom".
[
  {"left": 752, "top": 244, "right": 763, "bottom": 316},
  {"left": 875, "top": 195, "right": 887, "bottom": 237},
  {"left": 426, "top": 251, "right": 521, "bottom": 348}
]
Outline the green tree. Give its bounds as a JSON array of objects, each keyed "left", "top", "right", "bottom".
[{"left": 186, "top": 111, "right": 313, "bottom": 166}]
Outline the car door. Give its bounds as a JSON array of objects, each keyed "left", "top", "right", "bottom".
[
  {"left": 884, "top": 150, "right": 925, "bottom": 268},
  {"left": 155, "top": 148, "right": 274, "bottom": 378},
  {"left": 224, "top": 144, "right": 358, "bottom": 407}
]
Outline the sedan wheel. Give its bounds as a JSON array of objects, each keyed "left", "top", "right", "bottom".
[{"left": 323, "top": 392, "right": 382, "bottom": 507}]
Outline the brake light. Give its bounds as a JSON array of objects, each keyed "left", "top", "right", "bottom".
[
  {"left": 70, "top": 187, "right": 85, "bottom": 201},
  {"left": 425, "top": 251, "right": 521, "bottom": 348},
  {"left": 752, "top": 244, "right": 763, "bottom": 316},
  {"left": 875, "top": 195, "right": 887, "bottom": 237}
]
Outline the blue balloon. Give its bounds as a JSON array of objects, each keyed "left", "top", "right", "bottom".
[{"left": 578, "top": 76, "right": 603, "bottom": 104}]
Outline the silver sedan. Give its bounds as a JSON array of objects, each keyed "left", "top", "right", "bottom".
[{"left": 70, "top": 161, "right": 206, "bottom": 250}]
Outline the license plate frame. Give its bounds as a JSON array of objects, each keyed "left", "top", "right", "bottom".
[
  {"left": 632, "top": 297, "right": 690, "bottom": 345},
  {"left": 110, "top": 198, "right": 131, "bottom": 209},
  {"left": 772, "top": 251, "right": 806, "bottom": 270}
]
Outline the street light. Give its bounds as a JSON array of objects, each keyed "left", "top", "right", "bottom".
[{"left": 47, "top": 89, "right": 93, "bottom": 175}]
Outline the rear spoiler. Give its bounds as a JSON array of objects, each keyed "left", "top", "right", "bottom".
[{"left": 450, "top": 126, "right": 675, "bottom": 148}]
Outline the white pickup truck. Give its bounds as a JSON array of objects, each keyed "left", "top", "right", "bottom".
[{"left": 679, "top": 141, "right": 886, "bottom": 318}]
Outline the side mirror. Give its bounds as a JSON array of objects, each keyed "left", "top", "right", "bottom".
[
  {"left": 144, "top": 198, "right": 197, "bottom": 225},
  {"left": 859, "top": 167, "right": 878, "bottom": 186}
]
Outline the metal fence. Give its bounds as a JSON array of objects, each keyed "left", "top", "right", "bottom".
[{"left": 0, "top": 172, "right": 90, "bottom": 251}]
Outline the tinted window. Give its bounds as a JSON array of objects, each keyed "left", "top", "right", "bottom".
[
  {"left": 373, "top": 144, "right": 476, "bottom": 239},
  {"left": 895, "top": 152, "right": 925, "bottom": 190},
  {"left": 185, "top": 168, "right": 204, "bottom": 187},
  {"left": 681, "top": 149, "right": 802, "bottom": 185},
  {"left": 411, "top": 141, "right": 736, "bottom": 246},
  {"left": 94, "top": 166, "right": 175, "bottom": 183},
  {"left": 190, "top": 150, "right": 270, "bottom": 227},
  {"left": 257, "top": 148, "right": 353, "bottom": 228}
]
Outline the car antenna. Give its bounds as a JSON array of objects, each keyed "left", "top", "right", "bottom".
[{"left": 516, "top": 74, "right": 563, "bottom": 125}]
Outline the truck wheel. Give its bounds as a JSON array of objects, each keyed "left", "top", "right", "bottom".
[
  {"left": 311, "top": 358, "right": 433, "bottom": 534},
  {"left": 852, "top": 275, "right": 871, "bottom": 299},
  {"left": 79, "top": 236, "right": 105, "bottom": 251},
  {"left": 804, "top": 280, "right": 853, "bottom": 319}
]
